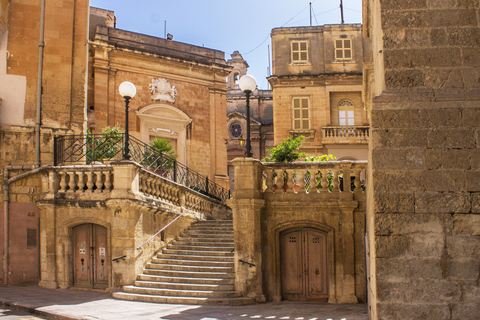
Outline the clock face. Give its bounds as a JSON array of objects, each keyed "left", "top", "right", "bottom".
[{"left": 230, "top": 123, "right": 242, "bottom": 138}]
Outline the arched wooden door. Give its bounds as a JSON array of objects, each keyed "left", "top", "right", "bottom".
[
  {"left": 73, "top": 224, "right": 108, "bottom": 289},
  {"left": 280, "top": 228, "right": 328, "bottom": 301}
]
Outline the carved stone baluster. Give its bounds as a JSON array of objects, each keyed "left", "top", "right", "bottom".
[
  {"left": 353, "top": 167, "right": 362, "bottom": 192},
  {"left": 67, "top": 172, "right": 75, "bottom": 192},
  {"left": 297, "top": 169, "right": 307, "bottom": 194},
  {"left": 86, "top": 171, "right": 94, "bottom": 192},
  {"left": 264, "top": 168, "right": 273, "bottom": 193},
  {"left": 77, "top": 171, "right": 85, "bottom": 192},
  {"left": 153, "top": 180, "right": 160, "bottom": 198},
  {"left": 96, "top": 171, "right": 105, "bottom": 192},
  {"left": 320, "top": 169, "right": 329, "bottom": 193},
  {"left": 284, "top": 169, "right": 293, "bottom": 193},
  {"left": 104, "top": 171, "right": 112, "bottom": 192},
  {"left": 145, "top": 177, "right": 153, "bottom": 195},
  {"left": 59, "top": 172, "right": 68, "bottom": 192},
  {"left": 332, "top": 167, "right": 340, "bottom": 192},
  {"left": 139, "top": 174, "right": 146, "bottom": 193}
]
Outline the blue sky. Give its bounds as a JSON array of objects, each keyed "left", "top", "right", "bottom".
[{"left": 90, "top": 0, "right": 363, "bottom": 89}]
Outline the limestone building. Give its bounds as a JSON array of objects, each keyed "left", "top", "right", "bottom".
[
  {"left": 268, "top": 24, "right": 369, "bottom": 160},
  {"left": 225, "top": 51, "right": 273, "bottom": 190},
  {"left": 0, "top": 1, "right": 231, "bottom": 290}
]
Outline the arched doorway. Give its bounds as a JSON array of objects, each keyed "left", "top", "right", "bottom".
[
  {"left": 280, "top": 227, "right": 328, "bottom": 301},
  {"left": 72, "top": 224, "right": 108, "bottom": 289}
]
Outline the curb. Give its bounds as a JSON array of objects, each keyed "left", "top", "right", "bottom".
[{"left": 1, "top": 299, "right": 85, "bottom": 320}]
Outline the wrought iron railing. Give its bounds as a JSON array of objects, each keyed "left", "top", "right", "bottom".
[{"left": 53, "top": 134, "right": 230, "bottom": 204}]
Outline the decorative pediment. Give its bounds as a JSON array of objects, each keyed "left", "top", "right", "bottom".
[
  {"left": 227, "top": 111, "right": 261, "bottom": 125},
  {"left": 149, "top": 78, "right": 177, "bottom": 103}
]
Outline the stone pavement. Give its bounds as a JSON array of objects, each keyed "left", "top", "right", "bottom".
[{"left": 0, "top": 286, "right": 369, "bottom": 320}]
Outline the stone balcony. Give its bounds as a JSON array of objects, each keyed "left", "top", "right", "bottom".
[{"left": 321, "top": 126, "right": 369, "bottom": 144}]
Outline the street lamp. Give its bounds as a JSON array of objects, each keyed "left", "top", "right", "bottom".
[
  {"left": 238, "top": 75, "right": 256, "bottom": 157},
  {"left": 118, "top": 81, "right": 136, "bottom": 160}
]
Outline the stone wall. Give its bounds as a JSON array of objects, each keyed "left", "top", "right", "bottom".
[
  {"left": 228, "top": 158, "right": 367, "bottom": 303},
  {"left": 365, "top": 0, "right": 480, "bottom": 319}
]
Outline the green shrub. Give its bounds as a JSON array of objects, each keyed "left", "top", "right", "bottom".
[{"left": 262, "top": 136, "right": 307, "bottom": 162}]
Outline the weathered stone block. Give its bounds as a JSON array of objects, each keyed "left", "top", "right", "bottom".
[
  {"left": 425, "top": 149, "right": 442, "bottom": 169},
  {"left": 442, "top": 149, "right": 471, "bottom": 169},
  {"left": 446, "top": 235, "right": 480, "bottom": 257},
  {"left": 375, "top": 235, "right": 410, "bottom": 258},
  {"left": 377, "top": 279, "right": 461, "bottom": 303},
  {"left": 385, "top": 69, "right": 425, "bottom": 88},
  {"left": 375, "top": 213, "right": 446, "bottom": 235},
  {"left": 452, "top": 214, "right": 480, "bottom": 235},
  {"left": 466, "top": 170, "right": 480, "bottom": 191},
  {"left": 375, "top": 170, "right": 423, "bottom": 193},
  {"left": 374, "top": 191, "right": 415, "bottom": 213},
  {"left": 452, "top": 304, "right": 480, "bottom": 320},
  {"left": 376, "top": 257, "right": 443, "bottom": 280},
  {"left": 427, "top": 128, "right": 476, "bottom": 148},
  {"left": 415, "top": 191, "right": 471, "bottom": 214},
  {"left": 444, "top": 259, "right": 480, "bottom": 279},
  {"left": 385, "top": 48, "right": 462, "bottom": 69},
  {"left": 472, "top": 193, "right": 480, "bottom": 213},
  {"left": 377, "top": 302, "right": 451, "bottom": 320}
]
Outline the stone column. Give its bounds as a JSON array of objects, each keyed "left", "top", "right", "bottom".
[
  {"left": 227, "top": 158, "right": 265, "bottom": 302},
  {"left": 37, "top": 204, "right": 57, "bottom": 289}
]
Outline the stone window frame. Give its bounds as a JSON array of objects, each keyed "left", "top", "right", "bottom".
[
  {"left": 338, "top": 99, "right": 355, "bottom": 126},
  {"left": 229, "top": 122, "right": 243, "bottom": 139},
  {"left": 292, "top": 96, "right": 311, "bottom": 130},
  {"left": 334, "top": 38, "right": 353, "bottom": 61},
  {"left": 291, "top": 40, "right": 309, "bottom": 63}
]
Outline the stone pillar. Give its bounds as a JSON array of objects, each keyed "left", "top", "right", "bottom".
[
  {"left": 37, "top": 204, "right": 57, "bottom": 289},
  {"left": 110, "top": 160, "right": 140, "bottom": 198},
  {"left": 364, "top": 1, "right": 480, "bottom": 319},
  {"left": 227, "top": 158, "right": 265, "bottom": 302}
]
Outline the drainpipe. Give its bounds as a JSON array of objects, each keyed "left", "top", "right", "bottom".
[
  {"left": 3, "top": 165, "right": 46, "bottom": 285},
  {"left": 35, "top": 0, "right": 46, "bottom": 167}
]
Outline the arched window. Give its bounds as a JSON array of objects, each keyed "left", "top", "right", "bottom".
[{"left": 338, "top": 100, "right": 354, "bottom": 126}]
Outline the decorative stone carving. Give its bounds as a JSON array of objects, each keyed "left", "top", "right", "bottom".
[
  {"left": 149, "top": 78, "right": 177, "bottom": 103},
  {"left": 149, "top": 127, "right": 178, "bottom": 136}
]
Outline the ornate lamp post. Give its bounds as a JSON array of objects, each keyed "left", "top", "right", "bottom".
[
  {"left": 118, "top": 81, "right": 136, "bottom": 160},
  {"left": 238, "top": 75, "right": 257, "bottom": 157}
]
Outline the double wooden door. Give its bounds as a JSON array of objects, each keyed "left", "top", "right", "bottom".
[
  {"left": 281, "top": 228, "right": 328, "bottom": 301},
  {"left": 73, "top": 224, "right": 108, "bottom": 289}
]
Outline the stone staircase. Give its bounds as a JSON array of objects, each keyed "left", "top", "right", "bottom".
[{"left": 113, "top": 220, "right": 255, "bottom": 305}]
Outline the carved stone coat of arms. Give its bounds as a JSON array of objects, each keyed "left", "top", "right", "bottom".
[{"left": 149, "top": 78, "right": 177, "bottom": 103}]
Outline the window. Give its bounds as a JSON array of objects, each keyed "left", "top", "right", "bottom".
[
  {"left": 338, "top": 100, "right": 355, "bottom": 131},
  {"left": 335, "top": 39, "right": 352, "bottom": 60},
  {"left": 293, "top": 97, "right": 310, "bottom": 130},
  {"left": 230, "top": 123, "right": 242, "bottom": 138},
  {"left": 291, "top": 41, "right": 308, "bottom": 62}
]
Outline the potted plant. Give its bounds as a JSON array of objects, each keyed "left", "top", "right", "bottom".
[{"left": 142, "top": 138, "right": 178, "bottom": 177}]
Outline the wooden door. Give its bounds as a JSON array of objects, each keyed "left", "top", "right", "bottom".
[
  {"left": 73, "top": 224, "right": 108, "bottom": 289},
  {"left": 281, "top": 228, "right": 328, "bottom": 301}
]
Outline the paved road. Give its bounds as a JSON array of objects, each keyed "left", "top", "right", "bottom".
[{"left": 0, "top": 286, "right": 369, "bottom": 320}]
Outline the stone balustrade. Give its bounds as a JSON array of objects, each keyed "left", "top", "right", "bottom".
[
  {"left": 262, "top": 160, "right": 367, "bottom": 200},
  {"left": 46, "top": 161, "right": 229, "bottom": 218},
  {"left": 51, "top": 165, "right": 113, "bottom": 194},
  {"left": 322, "top": 126, "right": 369, "bottom": 143}
]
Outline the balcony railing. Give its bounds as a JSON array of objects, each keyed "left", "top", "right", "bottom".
[
  {"left": 322, "top": 126, "right": 369, "bottom": 143},
  {"left": 262, "top": 161, "right": 367, "bottom": 200},
  {"left": 53, "top": 133, "right": 230, "bottom": 204}
]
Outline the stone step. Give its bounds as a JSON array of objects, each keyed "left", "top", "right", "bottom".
[
  {"left": 157, "top": 253, "right": 233, "bottom": 262},
  {"left": 152, "top": 258, "right": 234, "bottom": 267},
  {"left": 174, "top": 239, "right": 234, "bottom": 246},
  {"left": 191, "top": 227, "right": 234, "bottom": 232},
  {"left": 134, "top": 280, "right": 235, "bottom": 291},
  {"left": 143, "top": 269, "right": 235, "bottom": 279},
  {"left": 178, "top": 235, "right": 234, "bottom": 241},
  {"left": 168, "top": 245, "right": 234, "bottom": 252},
  {"left": 123, "top": 285, "right": 239, "bottom": 298},
  {"left": 137, "top": 274, "right": 235, "bottom": 285},
  {"left": 146, "top": 263, "right": 234, "bottom": 273},
  {"left": 185, "top": 229, "right": 233, "bottom": 235},
  {"left": 113, "top": 292, "right": 255, "bottom": 306},
  {"left": 162, "top": 249, "right": 234, "bottom": 257}
]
